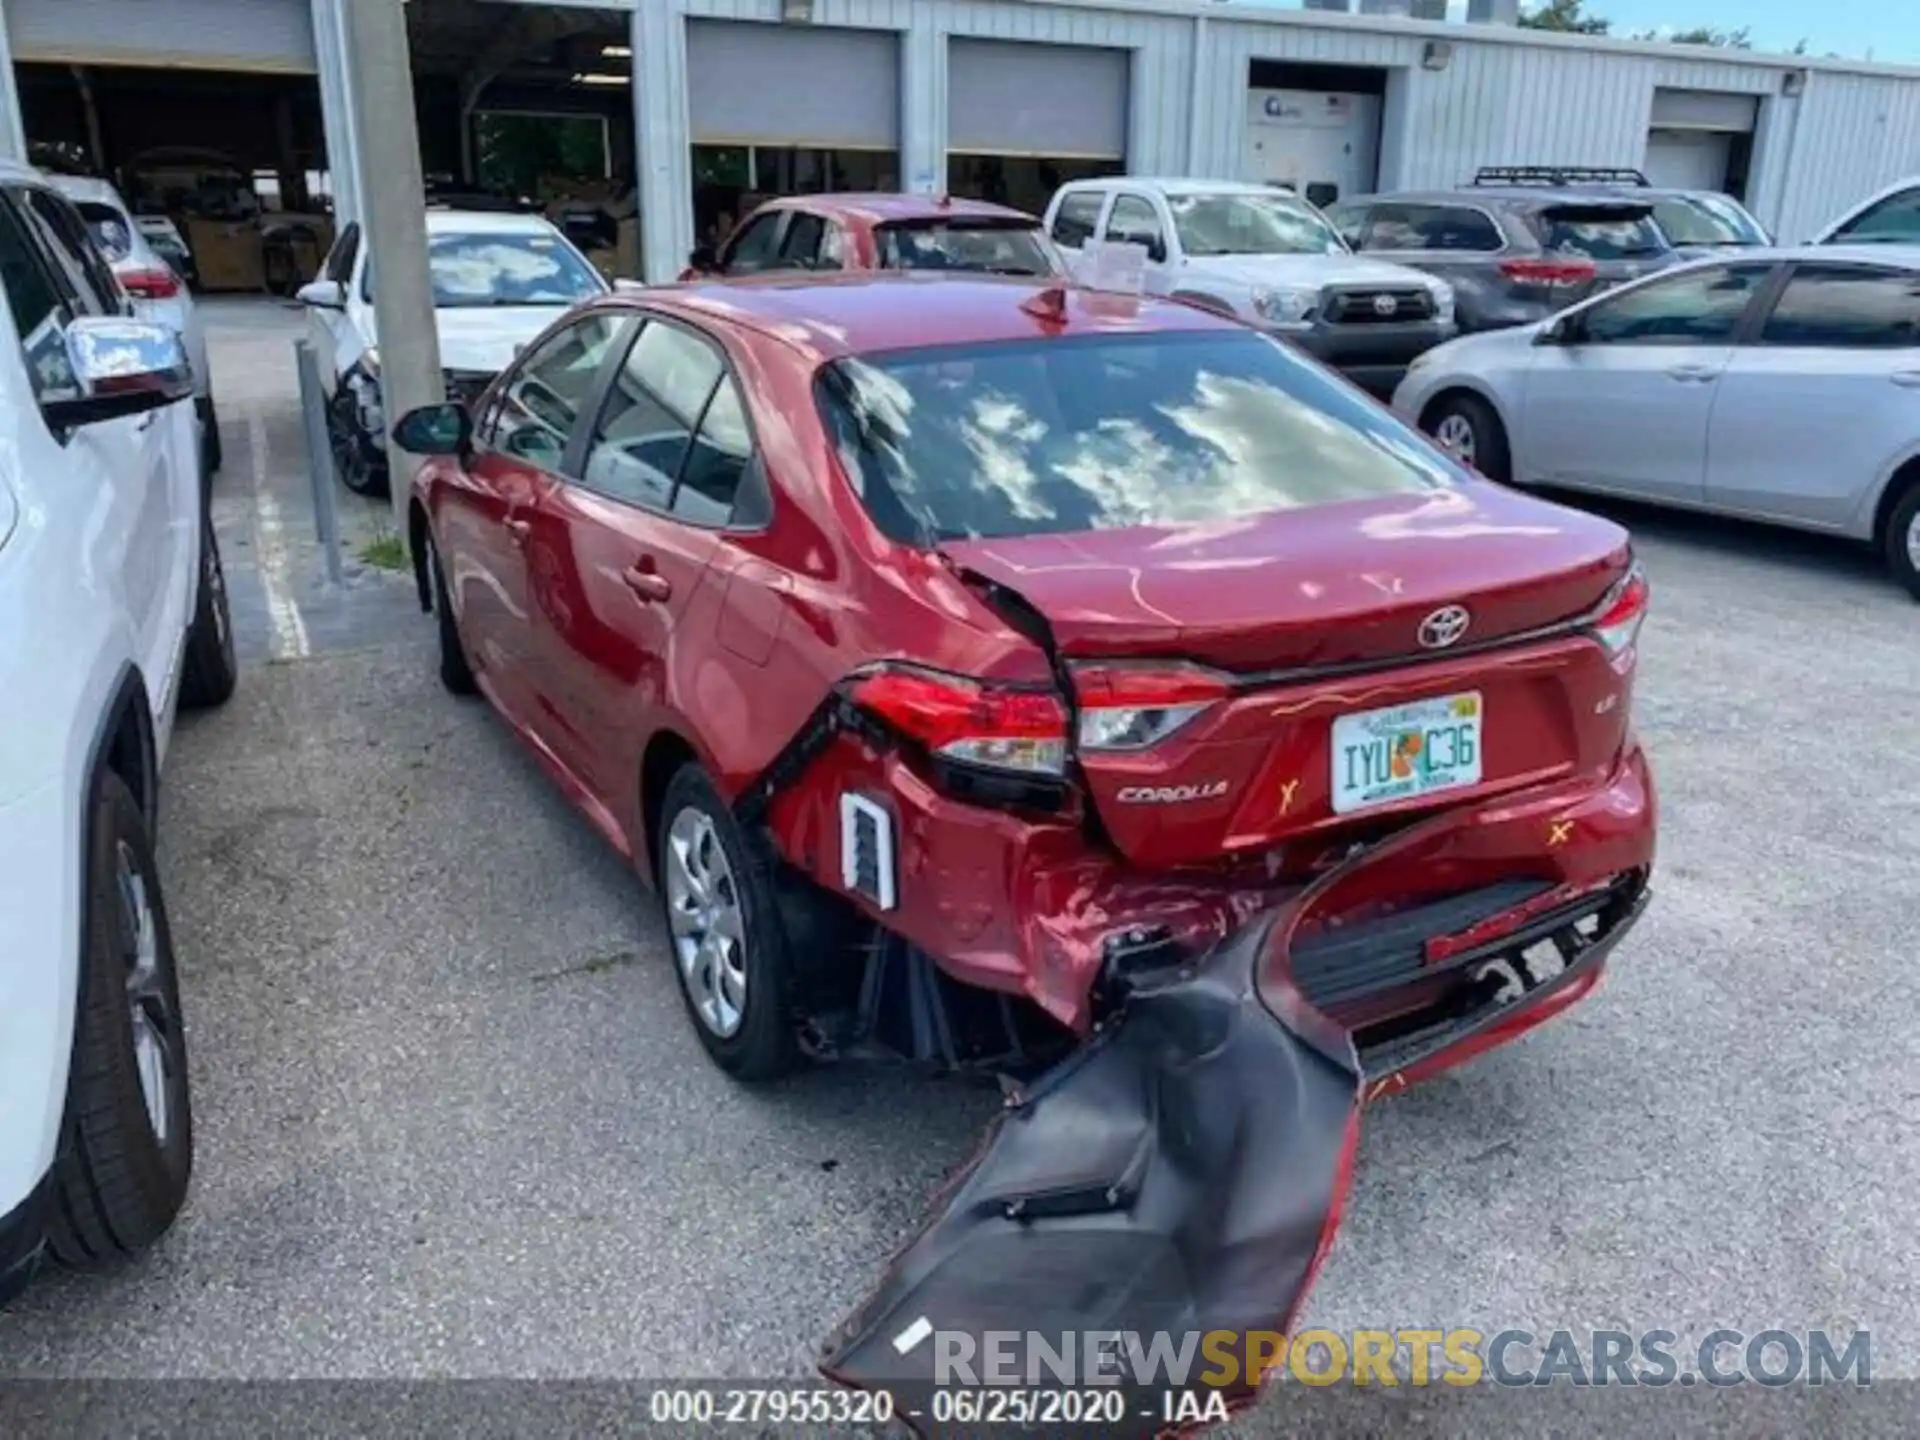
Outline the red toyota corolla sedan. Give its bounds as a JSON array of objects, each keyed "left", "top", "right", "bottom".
[{"left": 394, "top": 273, "right": 1655, "bottom": 1426}]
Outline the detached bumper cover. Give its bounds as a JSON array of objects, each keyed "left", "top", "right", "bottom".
[{"left": 821, "top": 916, "right": 1365, "bottom": 1431}]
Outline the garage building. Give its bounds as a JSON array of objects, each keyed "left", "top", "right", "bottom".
[{"left": 0, "top": 0, "right": 1918, "bottom": 287}]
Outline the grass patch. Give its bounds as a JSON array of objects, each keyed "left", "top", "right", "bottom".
[{"left": 359, "top": 533, "right": 407, "bottom": 571}]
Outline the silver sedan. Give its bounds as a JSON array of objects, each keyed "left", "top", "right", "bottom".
[{"left": 1391, "top": 244, "right": 1920, "bottom": 599}]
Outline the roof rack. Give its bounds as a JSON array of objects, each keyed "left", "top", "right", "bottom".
[{"left": 1471, "top": 166, "right": 1650, "bottom": 188}]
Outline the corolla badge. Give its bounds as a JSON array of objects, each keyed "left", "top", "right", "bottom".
[
  {"left": 1115, "top": 781, "right": 1229, "bottom": 804},
  {"left": 1417, "top": 604, "right": 1472, "bottom": 650}
]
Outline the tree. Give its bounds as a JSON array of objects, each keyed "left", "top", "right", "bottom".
[
  {"left": 1660, "top": 24, "right": 1754, "bottom": 48},
  {"left": 1518, "top": 0, "right": 1611, "bottom": 35}
]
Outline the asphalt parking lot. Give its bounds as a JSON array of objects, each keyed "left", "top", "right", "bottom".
[{"left": 2, "top": 302, "right": 1916, "bottom": 1417}]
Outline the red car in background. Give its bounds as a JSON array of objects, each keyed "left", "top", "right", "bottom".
[
  {"left": 680, "top": 191, "right": 1063, "bottom": 280},
  {"left": 394, "top": 273, "right": 1654, "bottom": 1429}
]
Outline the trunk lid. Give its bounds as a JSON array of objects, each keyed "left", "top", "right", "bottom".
[{"left": 941, "top": 483, "right": 1637, "bottom": 870}]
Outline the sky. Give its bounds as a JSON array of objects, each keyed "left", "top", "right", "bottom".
[{"left": 1509, "top": 0, "right": 1912, "bottom": 61}]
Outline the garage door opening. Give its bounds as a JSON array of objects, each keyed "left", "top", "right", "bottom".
[
  {"left": 686, "top": 21, "right": 900, "bottom": 251},
  {"left": 405, "top": 0, "right": 635, "bottom": 277},
  {"left": 945, "top": 39, "right": 1128, "bottom": 218},
  {"left": 1244, "top": 60, "right": 1387, "bottom": 209},
  {"left": 1644, "top": 89, "right": 1758, "bottom": 202}
]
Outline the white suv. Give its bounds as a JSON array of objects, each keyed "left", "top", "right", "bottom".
[
  {"left": 0, "top": 161, "right": 235, "bottom": 1298},
  {"left": 1042, "top": 178, "right": 1456, "bottom": 396}
]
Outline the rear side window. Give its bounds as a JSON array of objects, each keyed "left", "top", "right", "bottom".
[
  {"left": 878, "top": 221, "right": 1053, "bottom": 276},
  {"left": 1531, "top": 206, "right": 1667, "bottom": 260},
  {"left": 817, "top": 331, "right": 1452, "bottom": 545},
  {"left": 1830, "top": 187, "right": 1920, "bottom": 244},
  {"left": 75, "top": 201, "right": 135, "bottom": 263},
  {"left": 1363, "top": 203, "right": 1503, "bottom": 253},
  {"left": 1759, "top": 264, "right": 1920, "bottom": 348},
  {"left": 1049, "top": 191, "right": 1104, "bottom": 249}
]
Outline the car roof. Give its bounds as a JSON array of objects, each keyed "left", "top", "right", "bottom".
[
  {"left": 1063, "top": 177, "right": 1291, "bottom": 199},
  {"left": 759, "top": 192, "right": 1038, "bottom": 225},
  {"left": 630, "top": 273, "right": 1233, "bottom": 365},
  {"left": 423, "top": 208, "right": 563, "bottom": 236},
  {"left": 44, "top": 174, "right": 128, "bottom": 208}
]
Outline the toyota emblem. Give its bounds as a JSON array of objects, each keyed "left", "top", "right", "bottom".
[
  {"left": 1417, "top": 604, "right": 1471, "bottom": 649},
  {"left": 1372, "top": 293, "right": 1398, "bottom": 317}
]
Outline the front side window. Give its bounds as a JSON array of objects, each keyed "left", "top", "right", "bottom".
[
  {"left": 818, "top": 330, "right": 1454, "bottom": 545},
  {"left": 1759, "top": 264, "right": 1920, "bottom": 348},
  {"left": 1049, "top": 191, "right": 1105, "bottom": 249},
  {"left": 1575, "top": 263, "right": 1772, "bottom": 345},
  {"left": 1103, "top": 196, "right": 1166, "bottom": 259},
  {"left": 0, "top": 197, "right": 78, "bottom": 404},
  {"left": 1650, "top": 195, "right": 1767, "bottom": 248},
  {"left": 1326, "top": 203, "right": 1369, "bottom": 249},
  {"left": 487, "top": 312, "right": 625, "bottom": 469},
  {"left": 1531, "top": 205, "right": 1668, "bottom": 260},
  {"left": 366, "top": 231, "right": 606, "bottom": 309},
  {"left": 779, "top": 212, "right": 827, "bottom": 268},
  {"left": 1830, "top": 187, "right": 1920, "bottom": 244},
  {"left": 876, "top": 221, "right": 1054, "bottom": 276},
  {"left": 17, "top": 188, "right": 115, "bottom": 316},
  {"left": 1164, "top": 192, "right": 1346, "bottom": 258},
  {"left": 720, "top": 212, "right": 784, "bottom": 274},
  {"left": 324, "top": 222, "right": 361, "bottom": 282},
  {"left": 580, "top": 319, "right": 725, "bottom": 511}
]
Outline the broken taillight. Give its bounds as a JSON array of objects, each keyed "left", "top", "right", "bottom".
[
  {"left": 1587, "top": 562, "right": 1649, "bottom": 658},
  {"left": 849, "top": 667, "right": 1068, "bottom": 776},
  {"left": 1071, "top": 662, "right": 1231, "bottom": 751}
]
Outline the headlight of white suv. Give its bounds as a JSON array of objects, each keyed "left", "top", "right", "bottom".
[
  {"left": 1429, "top": 283, "right": 1456, "bottom": 326},
  {"left": 1251, "top": 286, "right": 1318, "bottom": 330}
]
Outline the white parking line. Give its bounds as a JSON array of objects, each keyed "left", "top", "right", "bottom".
[{"left": 249, "top": 408, "right": 310, "bottom": 661}]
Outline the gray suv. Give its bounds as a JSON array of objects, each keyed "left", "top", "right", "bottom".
[{"left": 1329, "top": 167, "right": 1687, "bottom": 334}]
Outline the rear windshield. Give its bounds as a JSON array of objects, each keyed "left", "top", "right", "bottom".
[
  {"left": 876, "top": 221, "right": 1056, "bottom": 277},
  {"left": 817, "top": 331, "right": 1454, "bottom": 544},
  {"left": 1650, "top": 195, "right": 1768, "bottom": 247},
  {"left": 76, "top": 201, "right": 135, "bottom": 263},
  {"left": 1531, "top": 206, "right": 1667, "bottom": 260}
]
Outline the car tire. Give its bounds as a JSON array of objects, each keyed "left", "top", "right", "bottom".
[
  {"left": 1884, "top": 482, "right": 1920, "bottom": 602},
  {"left": 656, "top": 764, "right": 798, "bottom": 1082},
  {"left": 1425, "top": 392, "right": 1512, "bottom": 485},
  {"left": 328, "top": 392, "right": 388, "bottom": 498},
  {"left": 426, "top": 530, "right": 477, "bottom": 696},
  {"left": 46, "top": 771, "right": 193, "bottom": 1268},
  {"left": 178, "top": 515, "right": 237, "bottom": 710}
]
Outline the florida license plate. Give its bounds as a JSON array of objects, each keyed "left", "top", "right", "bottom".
[{"left": 1330, "top": 692, "right": 1483, "bottom": 815}]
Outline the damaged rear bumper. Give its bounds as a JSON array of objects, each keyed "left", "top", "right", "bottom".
[{"left": 819, "top": 749, "right": 1653, "bottom": 1433}]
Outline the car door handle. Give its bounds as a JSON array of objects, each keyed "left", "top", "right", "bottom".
[
  {"left": 1891, "top": 370, "right": 1920, "bottom": 388},
  {"left": 621, "top": 564, "right": 672, "bottom": 603},
  {"left": 1665, "top": 364, "right": 1717, "bottom": 383},
  {"left": 503, "top": 517, "right": 531, "bottom": 545}
]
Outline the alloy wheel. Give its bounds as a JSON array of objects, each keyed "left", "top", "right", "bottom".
[
  {"left": 1907, "top": 508, "right": 1920, "bottom": 573},
  {"left": 1434, "top": 412, "right": 1478, "bottom": 467},
  {"left": 115, "top": 840, "right": 176, "bottom": 1145},
  {"left": 664, "top": 807, "right": 748, "bottom": 1038}
]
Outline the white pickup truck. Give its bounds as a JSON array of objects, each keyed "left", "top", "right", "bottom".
[{"left": 1042, "top": 177, "right": 1456, "bottom": 396}]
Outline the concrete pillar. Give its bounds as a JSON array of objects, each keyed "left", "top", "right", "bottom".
[
  {"left": 312, "top": 0, "right": 365, "bottom": 227},
  {"left": 338, "top": 0, "right": 440, "bottom": 539},
  {"left": 0, "top": 0, "right": 27, "bottom": 163},
  {"left": 635, "top": 0, "right": 693, "bottom": 284},
  {"left": 900, "top": 10, "right": 945, "bottom": 196}
]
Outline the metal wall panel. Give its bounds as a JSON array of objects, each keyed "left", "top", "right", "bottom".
[
  {"left": 948, "top": 39, "right": 1129, "bottom": 157},
  {"left": 686, "top": 19, "right": 900, "bottom": 146},
  {"left": 1650, "top": 89, "right": 1759, "bottom": 131},
  {"left": 9, "top": 0, "right": 316, "bottom": 72},
  {"left": 1769, "top": 71, "right": 1920, "bottom": 242}
]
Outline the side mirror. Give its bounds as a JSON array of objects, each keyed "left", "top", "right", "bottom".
[
  {"left": 1146, "top": 238, "right": 1168, "bottom": 265},
  {"left": 392, "top": 401, "right": 472, "bottom": 458},
  {"left": 42, "top": 316, "right": 195, "bottom": 431},
  {"left": 1535, "top": 316, "right": 1573, "bottom": 346},
  {"left": 296, "top": 278, "right": 346, "bottom": 310},
  {"left": 687, "top": 244, "right": 717, "bottom": 273}
]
